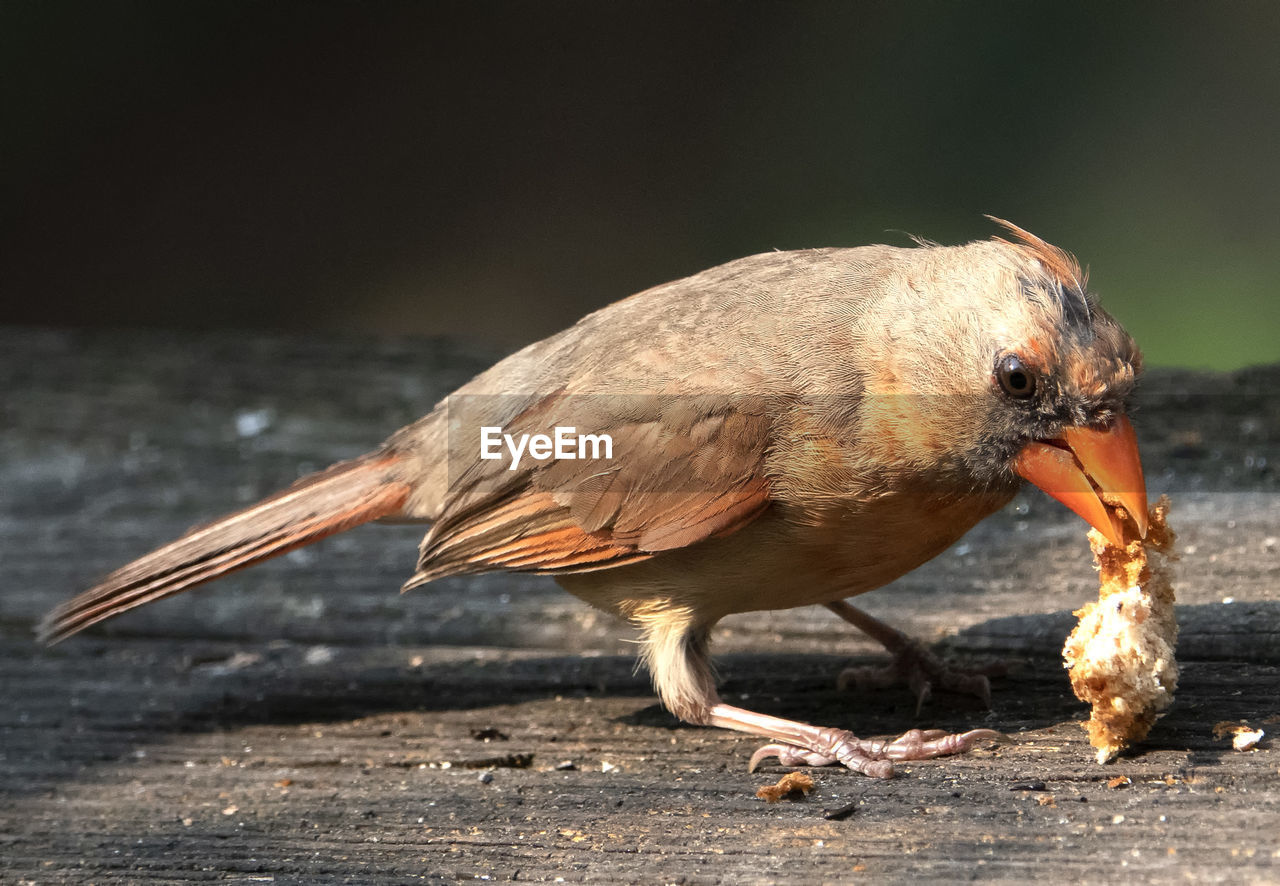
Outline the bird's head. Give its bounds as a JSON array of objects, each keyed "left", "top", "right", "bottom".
[
  {"left": 967, "top": 220, "right": 1147, "bottom": 544},
  {"left": 858, "top": 220, "right": 1148, "bottom": 545}
]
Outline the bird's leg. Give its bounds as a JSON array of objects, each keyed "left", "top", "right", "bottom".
[
  {"left": 635, "top": 605, "right": 999, "bottom": 778},
  {"left": 825, "top": 599, "right": 1005, "bottom": 713}
]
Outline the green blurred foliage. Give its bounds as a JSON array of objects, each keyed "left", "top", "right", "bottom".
[{"left": 3, "top": 2, "right": 1277, "bottom": 369}]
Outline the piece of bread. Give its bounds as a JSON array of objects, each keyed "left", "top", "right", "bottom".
[
  {"left": 755, "top": 771, "right": 816, "bottom": 803},
  {"left": 1062, "top": 496, "right": 1178, "bottom": 763}
]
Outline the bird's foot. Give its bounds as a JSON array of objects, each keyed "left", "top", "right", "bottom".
[
  {"left": 748, "top": 726, "right": 1001, "bottom": 778},
  {"left": 824, "top": 600, "right": 1004, "bottom": 713},
  {"left": 836, "top": 639, "right": 1006, "bottom": 714}
]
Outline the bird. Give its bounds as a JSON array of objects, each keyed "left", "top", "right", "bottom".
[{"left": 39, "top": 219, "right": 1148, "bottom": 778}]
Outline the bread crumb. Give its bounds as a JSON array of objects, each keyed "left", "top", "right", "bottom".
[
  {"left": 756, "top": 771, "right": 815, "bottom": 803},
  {"left": 1063, "top": 496, "right": 1178, "bottom": 764},
  {"left": 1233, "top": 729, "right": 1264, "bottom": 751},
  {"left": 1214, "top": 721, "right": 1265, "bottom": 751}
]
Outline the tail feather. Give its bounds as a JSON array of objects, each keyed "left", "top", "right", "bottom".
[{"left": 39, "top": 454, "right": 411, "bottom": 644}]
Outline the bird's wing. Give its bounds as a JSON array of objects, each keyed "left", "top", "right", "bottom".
[{"left": 403, "top": 391, "right": 775, "bottom": 586}]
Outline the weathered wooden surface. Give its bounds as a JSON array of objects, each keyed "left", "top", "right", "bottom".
[{"left": 1, "top": 327, "right": 1278, "bottom": 884}]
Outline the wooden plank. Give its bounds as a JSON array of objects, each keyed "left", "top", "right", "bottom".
[{"left": 1, "top": 327, "right": 1278, "bottom": 883}]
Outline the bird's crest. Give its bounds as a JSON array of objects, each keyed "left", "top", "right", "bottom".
[{"left": 987, "top": 216, "right": 1091, "bottom": 326}]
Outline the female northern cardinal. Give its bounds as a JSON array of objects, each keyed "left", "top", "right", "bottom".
[{"left": 40, "top": 220, "right": 1147, "bottom": 778}]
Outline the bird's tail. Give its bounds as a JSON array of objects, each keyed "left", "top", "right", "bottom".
[{"left": 38, "top": 453, "right": 412, "bottom": 644}]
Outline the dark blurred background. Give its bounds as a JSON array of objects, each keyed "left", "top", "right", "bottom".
[{"left": 4, "top": 1, "right": 1277, "bottom": 368}]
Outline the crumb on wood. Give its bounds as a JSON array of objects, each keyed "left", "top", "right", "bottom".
[
  {"left": 755, "top": 771, "right": 815, "bottom": 803},
  {"left": 469, "top": 727, "right": 509, "bottom": 742},
  {"left": 1213, "top": 721, "right": 1265, "bottom": 751}
]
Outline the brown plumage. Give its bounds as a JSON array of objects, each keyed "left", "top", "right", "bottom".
[
  {"left": 40, "top": 223, "right": 1149, "bottom": 777},
  {"left": 41, "top": 455, "right": 411, "bottom": 643}
]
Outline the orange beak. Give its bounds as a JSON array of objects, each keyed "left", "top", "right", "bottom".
[{"left": 1012, "top": 415, "right": 1148, "bottom": 547}]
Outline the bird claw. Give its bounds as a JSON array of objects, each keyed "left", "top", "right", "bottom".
[
  {"left": 748, "top": 727, "right": 1002, "bottom": 779},
  {"left": 836, "top": 639, "right": 1005, "bottom": 714},
  {"left": 749, "top": 743, "right": 839, "bottom": 771}
]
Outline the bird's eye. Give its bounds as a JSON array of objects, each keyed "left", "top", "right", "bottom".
[{"left": 996, "top": 354, "right": 1036, "bottom": 399}]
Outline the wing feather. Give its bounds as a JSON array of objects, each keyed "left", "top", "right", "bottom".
[{"left": 404, "top": 395, "right": 774, "bottom": 587}]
